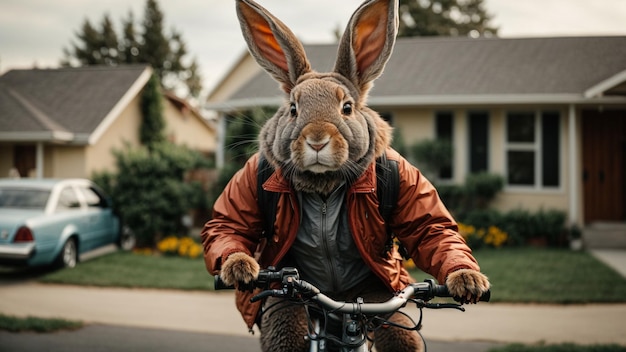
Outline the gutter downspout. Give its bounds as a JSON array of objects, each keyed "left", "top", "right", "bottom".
[{"left": 36, "top": 142, "right": 44, "bottom": 179}]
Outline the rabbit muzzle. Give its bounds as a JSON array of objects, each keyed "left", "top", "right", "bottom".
[{"left": 292, "top": 122, "right": 349, "bottom": 173}]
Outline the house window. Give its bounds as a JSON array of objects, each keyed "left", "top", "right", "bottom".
[
  {"left": 468, "top": 111, "right": 489, "bottom": 173},
  {"left": 435, "top": 111, "right": 453, "bottom": 179},
  {"left": 506, "top": 111, "right": 560, "bottom": 188}
]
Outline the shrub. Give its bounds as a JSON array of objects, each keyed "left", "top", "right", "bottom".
[
  {"left": 464, "top": 172, "right": 504, "bottom": 209},
  {"left": 93, "top": 142, "right": 210, "bottom": 248},
  {"left": 410, "top": 139, "right": 452, "bottom": 181}
]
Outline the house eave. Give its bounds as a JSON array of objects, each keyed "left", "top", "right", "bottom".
[
  {"left": 206, "top": 94, "right": 626, "bottom": 112},
  {"left": 0, "top": 131, "right": 74, "bottom": 143},
  {"left": 584, "top": 69, "right": 626, "bottom": 98}
]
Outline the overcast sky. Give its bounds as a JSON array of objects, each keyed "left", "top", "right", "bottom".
[{"left": 1, "top": 0, "right": 626, "bottom": 96}]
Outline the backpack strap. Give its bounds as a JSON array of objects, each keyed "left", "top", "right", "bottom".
[
  {"left": 376, "top": 153, "right": 405, "bottom": 257},
  {"left": 257, "top": 154, "right": 278, "bottom": 239},
  {"left": 376, "top": 152, "right": 398, "bottom": 226}
]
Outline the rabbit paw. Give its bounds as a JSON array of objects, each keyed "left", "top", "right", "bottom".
[
  {"left": 446, "top": 269, "right": 490, "bottom": 304},
  {"left": 220, "top": 252, "right": 260, "bottom": 288}
]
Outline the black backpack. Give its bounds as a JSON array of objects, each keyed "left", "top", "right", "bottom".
[{"left": 257, "top": 153, "right": 407, "bottom": 258}]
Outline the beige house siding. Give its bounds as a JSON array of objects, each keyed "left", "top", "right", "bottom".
[
  {"left": 85, "top": 91, "right": 143, "bottom": 177},
  {"left": 49, "top": 146, "right": 86, "bottom": 178},
  {"left": 163, "top": 100, "right": 216, "bottom": 154}
]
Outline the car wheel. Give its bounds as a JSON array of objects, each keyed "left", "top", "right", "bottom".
[
  {"left": 118, "top": 225, "right": 136, "bottom": 251},
  {"left": 56, "top": 238, "right": 77, "bottom": 269}
]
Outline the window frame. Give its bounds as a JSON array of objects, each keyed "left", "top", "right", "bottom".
[{"left": 504, "top": 110, "right": 563, "bottom": 192}]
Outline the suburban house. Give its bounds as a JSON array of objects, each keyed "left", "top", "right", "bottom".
[
  {"left": 205, "top": 36, "right": 626, "bottom": 233},
  {"left": 0, "top": 65, "right": 217, "bottom": 180}
]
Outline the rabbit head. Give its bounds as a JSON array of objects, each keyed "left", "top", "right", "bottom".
[{"left": 236, "top": 0, "right": 398, "bottom": 195}]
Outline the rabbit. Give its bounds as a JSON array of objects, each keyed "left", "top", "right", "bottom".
[{"left": 209, "top": 0, "right": 491, "bottom": 351}]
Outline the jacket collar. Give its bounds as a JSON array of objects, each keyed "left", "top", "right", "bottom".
[{"left": 262, "top": 162, "right": 376, "bottom": 194}]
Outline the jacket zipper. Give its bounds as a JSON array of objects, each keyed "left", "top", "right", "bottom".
[{"left": 320, "top": 201, "right": 339, "bottom": 292}]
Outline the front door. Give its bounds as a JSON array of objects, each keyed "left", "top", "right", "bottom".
[{"left": 582, "top": 109, "right": 626, "bottom": 223}]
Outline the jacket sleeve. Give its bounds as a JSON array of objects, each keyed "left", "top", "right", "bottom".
[
  {"left": 201, "top": 154, "right": 263, "bottom": 275},
  {"left": 388, "top": 150, "right": 480, "bottom": 285}
]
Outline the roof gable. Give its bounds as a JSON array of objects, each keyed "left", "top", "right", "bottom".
[{"left": 0, "top": 65, "right": 151, "bottom": 142}]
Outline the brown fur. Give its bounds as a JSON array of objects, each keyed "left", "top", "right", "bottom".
[
  {"left": 446, "top": 269, "right": 490, "bottom": 303},
  {"left": 238, "top": 0, "right": 396, "bottom": 196},
  {"left": 220, "top": 252, "right": 259, "bottom": 287}
]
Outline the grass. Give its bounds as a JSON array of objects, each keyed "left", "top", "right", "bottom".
[
  {"left": 488, "top": 343, "right": 626, "bottom": 352},
  {"left": 409, "top": 248, "right": 626, "bottom": 304},
  {"left": 0, "top": 313, "right": 83, "bottom": 332},
  {"left": 39, "top": 251, "right": 214, "bottom": 290}
]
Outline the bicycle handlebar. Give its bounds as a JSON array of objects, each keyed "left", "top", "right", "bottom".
[{"left": 215, "top": 267, "right": 490, "bottom": 314}]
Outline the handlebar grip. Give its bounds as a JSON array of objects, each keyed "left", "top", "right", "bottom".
[
  {"left": 214, "top": 275, "right": 235, "bottom": 290},
  {"left": 480, "top": 289, "right": 491, "bottom": 302},
  {"left": 430, "top": 283, "right": 491, "bottom": 302}
]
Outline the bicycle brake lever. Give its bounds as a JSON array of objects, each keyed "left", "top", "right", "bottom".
[
  {"left": 250, "top": 289, "right": 285, "bottom": 303},
  {"left": 422, "top": 302, "right": 466, "bottom": 311}
]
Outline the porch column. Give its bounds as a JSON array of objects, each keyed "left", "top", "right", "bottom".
[
  {"left": 216, "top": 113, "right": 226, "bottom": 169},
  {"left": 35, "top": 142, "right": 44, "bottom": 179},
  {"left": 568, "top": 104, "right": 578, "bottom": 226}
]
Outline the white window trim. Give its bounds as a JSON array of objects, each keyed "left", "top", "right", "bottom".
[{"left": 504, "top": 110, "right": 564, "bottom": 192}]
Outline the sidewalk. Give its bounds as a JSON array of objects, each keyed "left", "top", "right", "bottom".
[{"left": 1, "top": 282, "right": 625, "bottom": 346}]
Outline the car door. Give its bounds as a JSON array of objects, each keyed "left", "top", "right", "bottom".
[
  {"left": 51, "top": 185, "right": 93, "bottom": 251},
  {"left": 76, "top": 184, "right": 116, "bottom": 248}
]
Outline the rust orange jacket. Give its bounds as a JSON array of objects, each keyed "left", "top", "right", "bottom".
[{"left": 201, "top": 148, "right": 480, "bottom": 329}]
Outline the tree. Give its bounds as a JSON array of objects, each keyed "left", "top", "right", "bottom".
[
  {"left": 398, "top": 0, "right": 498, "bottom": 37},
  {"left": 140, "top": 73, "right": 166, "bottom": 149},
  {"left": 61, "top": 0, "right": 202, "bottom": 98}
]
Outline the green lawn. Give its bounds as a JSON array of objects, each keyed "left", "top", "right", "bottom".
[
  {"left": 39, "top": 251, "right": 214, "bottom": 291},
  {"left": 0, "top": 314, "right": 83, "bottom": 333},
  {"left": 461, "top": 248, "right": 626, "bottom": 303}
]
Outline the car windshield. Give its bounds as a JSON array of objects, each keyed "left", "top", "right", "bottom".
[{"left": 0, "top": 187, "right": 50, "bottom": 210}]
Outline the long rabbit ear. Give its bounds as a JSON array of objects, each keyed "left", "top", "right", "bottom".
[
  {"left": 236, "top": 0, "right": 311, "bottom": 93},
  {"left": 334, "top": 0, "right": 398, "bottom": 97}
]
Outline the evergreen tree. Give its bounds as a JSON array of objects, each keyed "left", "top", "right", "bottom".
[
  {"left": 61, "top": 0, "right": 202, "bottom": 98},
  {"left": 121, "top": 11, "right": 140, "bottom": 64},
  {"left": 99, "top": 15, "right": 120, "bottom": 66},
  {"left": 140, "top": 73, "right": 166, "bottom": 149},
  {"left": 398, "top": 0, "right": 498, "bottom": 37}
]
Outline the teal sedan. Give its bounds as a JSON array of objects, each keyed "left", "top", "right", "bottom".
[{"left": 0, "top": 178, "right": 135, "bottom": 268}]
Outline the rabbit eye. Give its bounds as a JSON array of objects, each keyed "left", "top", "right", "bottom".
[
  {"left": 342, "top": 102, "right": 353, "bottom": 116},
  {"left": 289, "top": 103, "right": 298, "bottom": 118}
]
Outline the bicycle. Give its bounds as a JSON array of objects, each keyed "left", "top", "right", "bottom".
[{"left": 215, "top": 266, "right": 490, "bottom": 352}]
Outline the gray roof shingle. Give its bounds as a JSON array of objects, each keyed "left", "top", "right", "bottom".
[
  {"left": 0, "top": 65, "right": 149, "bottom": 138},
  {"left": 222, "top": 36, "right": 626, "bottom": 108}
]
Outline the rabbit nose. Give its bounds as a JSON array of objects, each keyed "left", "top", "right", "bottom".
[{"left": 308, "top": 142, "right": 328, "bottom": 151}]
